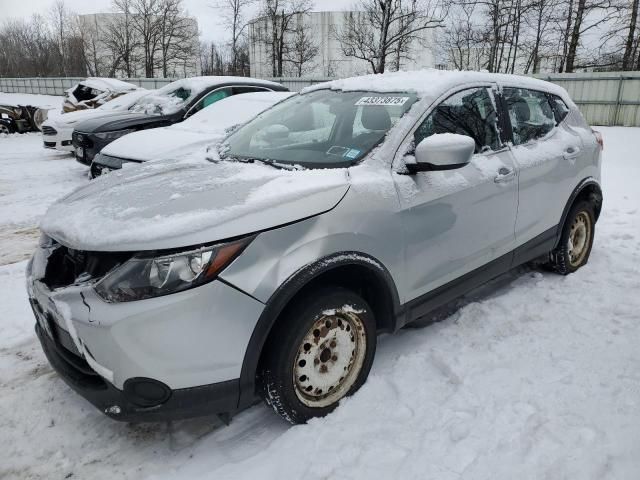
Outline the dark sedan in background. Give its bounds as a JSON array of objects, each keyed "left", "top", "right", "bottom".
[{"left": 71, "top": 76, "right": 288, "bottom": 165}]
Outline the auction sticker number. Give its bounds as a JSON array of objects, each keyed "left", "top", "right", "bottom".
[{"left": 355, "top": 96, "right": 410, "bottom": 106}]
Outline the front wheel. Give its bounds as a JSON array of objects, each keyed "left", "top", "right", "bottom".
[
  {"left": 549, "top": 200, "right": 596, "bottom": 275},
  {"left": 259, "top": 287, "right": 376, "bottom": 424}
]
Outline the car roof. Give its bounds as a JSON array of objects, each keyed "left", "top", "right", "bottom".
[
  {"left": 157, "top": 76, "right": 287, "bottom": 96},
  {"left": 304, "top": 69, "right": 571, "bottom": 104},
  {"left": 178, "top": 91, "right": 295, "bottom": 132}
]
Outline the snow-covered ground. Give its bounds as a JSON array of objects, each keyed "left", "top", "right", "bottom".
[{"left": 1, "top": 126, "right": 639, "bottom": 480}]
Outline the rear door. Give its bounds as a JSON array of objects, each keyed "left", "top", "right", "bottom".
[
  {"left": 502, "top": 87, "right": 584, "bottom": 246},
  {"left": 393, "top": 85, "right": 519, "bottom": 303}
]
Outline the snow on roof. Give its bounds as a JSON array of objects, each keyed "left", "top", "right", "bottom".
[
  {"left": 75, "top": 77, "right": 139, "bottom": 93},
  {"left": 155, "top": 76, "right": 285, "bottom": 95},
  {"left": 304, "top": 69, "right": 570, "bottom": 102}
]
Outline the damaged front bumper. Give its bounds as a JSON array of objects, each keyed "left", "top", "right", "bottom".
[{"left": 26, "top": 239, "right": 265, "bottom": 422}]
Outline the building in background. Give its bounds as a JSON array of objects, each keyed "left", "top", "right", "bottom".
[{"left": 248, "top": 11, "right": 435, "bottom": 79}]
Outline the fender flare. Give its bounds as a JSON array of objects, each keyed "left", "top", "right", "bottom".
[
  {"left": 555, "top": 177, "right": 603, "bottom": 248},
  {"left": 236, "top": 251, "right": 401, "bottom": 409}
]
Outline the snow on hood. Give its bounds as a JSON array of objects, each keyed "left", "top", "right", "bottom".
[
  {"left": 40, "top": 157, "right": 350, "bottom": 252},
  {"left": 304, "top": 69, "right": 572, "bottom": 104},
  {"left": 100, "top": 127, "right": 227, "bottom": 162}
]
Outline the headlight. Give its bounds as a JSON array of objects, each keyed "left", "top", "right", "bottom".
[
  {"left": 94, "top": 129, "right": 135, "bottom": 141},
  {"left": 94, "top": 237, "right": 253, "bottom": 303}
]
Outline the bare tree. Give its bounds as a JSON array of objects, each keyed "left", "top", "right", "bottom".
[
  {"left": 284, "top": 14, "right": 319, "bottom": 76},
  {"left": 253, "top": 0, "right": 312, "bottom": 77},
  {"left": 335, "top": 0, "right": 449, "bottom": 74},
  {"left": 213, "top": 0, "right": 255, "bottom": 75}
]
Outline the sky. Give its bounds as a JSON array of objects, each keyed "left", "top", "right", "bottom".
[{"left": 0, "top": 0, "right": 354, "bottom": 42}]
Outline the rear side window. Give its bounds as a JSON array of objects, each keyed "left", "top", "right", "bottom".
[
  {"left": 503, "top": 88, "right": 556, "bottom": 145},
  {"left": 187, "top": 88, "right": 232, "bottom": 117},
  {"left": 549, "top": 94, "right": 570, "bottom": 124},
  {"left": 414, "top": 87, "right": 501, "bottom": 153}
]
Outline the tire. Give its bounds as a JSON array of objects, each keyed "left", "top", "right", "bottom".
[
  {"left": 258, "top": 286, "right": 377, "bottom": 424},
  {"left": 0, "top": 124, "right": 11, "bottom": 135},
  {"left": 549, "top": 200, "right": 596, "bottom": 275}
]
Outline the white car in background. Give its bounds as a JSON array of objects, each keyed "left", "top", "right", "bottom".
[
  {"left": 90, "top": 91, "right": 295, "bottom": 178},
  {"left": 41, "top": 90, "right": 151, "bottom": 152}
]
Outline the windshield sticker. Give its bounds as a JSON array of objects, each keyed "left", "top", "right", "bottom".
[
  {"left": 355, "top": 96, "right": 410, "bottom": 106},
  {"left": 344, "top": 149, "right": 361, "bottom": 159},
  {"left": 327, "top": 146, "right": 350, "bottom": 157}
]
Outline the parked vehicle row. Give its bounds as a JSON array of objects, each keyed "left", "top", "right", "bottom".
[{"left": 29, "top": 71, "right": 602, "bottom": 426}]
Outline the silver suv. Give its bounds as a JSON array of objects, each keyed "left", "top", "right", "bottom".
[{"left": 27, "top": 71, "right": 603, "bottom": 424}]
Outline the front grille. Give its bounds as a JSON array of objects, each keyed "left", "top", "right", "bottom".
[
  {"left": 43, "top": 242, "right": 133, "bottom": 290},
  {"left": 72, "top": 131, "right": 93, "bottom": 148},
  {"left": 42, "top": 125, "right": 57, "bottom": 136}
]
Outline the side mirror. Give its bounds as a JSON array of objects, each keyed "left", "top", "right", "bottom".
[{"left": 407, "top": 133, "right": 475, "bottom": 173}]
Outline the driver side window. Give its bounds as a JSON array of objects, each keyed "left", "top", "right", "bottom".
[{"left": 413, "top": 87, "right": 501, "bottom": 154}]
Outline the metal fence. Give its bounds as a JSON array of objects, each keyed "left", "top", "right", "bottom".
[
  {"left": 2, "top": 73, "right": 640, "bottom": 126},
  {"left": 0, "top": 76, "right": 331, "bottom": 96},
  {"left": 533, "top": 72, "right": 640, "bottom": 127}
]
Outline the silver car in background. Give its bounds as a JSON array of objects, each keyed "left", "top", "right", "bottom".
[{"left": 27, "top": 70, "right": 602, "bottom": 425}]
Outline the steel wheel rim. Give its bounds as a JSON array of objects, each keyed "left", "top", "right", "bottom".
[
  {"left": 568, "top": 211, "right": 591, "bottom": 267},
  {"left": 293, "top": 309, "right": 367, "bottom": 408}
]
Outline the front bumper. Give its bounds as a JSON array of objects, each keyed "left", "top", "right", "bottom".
[
  {"left": 42, "top": 126, "right": 74, "bottom": 152},
  {"left": 36, "top": 323, "right": 240, "bottom": 422},
  {"left": 27, "top": 246, "right": 266, "bottom": 421}
]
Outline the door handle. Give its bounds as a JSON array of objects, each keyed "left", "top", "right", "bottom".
[
  {"left": 494, "top": 167, "right": 516, "bottom": 183},
  {"left": 563, "top": 146, "right": 581, "bottom": 160}
]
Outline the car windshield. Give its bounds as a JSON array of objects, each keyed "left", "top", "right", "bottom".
[
  {"left": 221, "top": 89, "right": 418, "bottom": 168},
  {"left": 129, "top": 83, "right": 193, "bottom": 115}
]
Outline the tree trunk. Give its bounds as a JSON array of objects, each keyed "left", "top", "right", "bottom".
[
  {"left": 622, "top": 0, "right": 639, "bottom": 70},
  {"left": 559, "top": 0, "right": 574, "bottom": 72},
  {"left": 565, "top": 0, "right": 585, "bottom": 73}
]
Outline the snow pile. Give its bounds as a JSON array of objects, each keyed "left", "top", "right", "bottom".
[{"left": 0, "top": 92, "right": 61, "bottom": 110}]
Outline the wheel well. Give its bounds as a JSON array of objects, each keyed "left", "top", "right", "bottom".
[
  {"left": 251, "top": 263, "right": 397, "bottom": 401},
  {"left": 575, "top": 183, "right": 603, "bottom": 221},
  {"left": 279, "top": 264, "right": 397, "bottom": 335}
]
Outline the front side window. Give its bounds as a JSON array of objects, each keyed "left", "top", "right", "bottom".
[
  {"left": 221, "top": 90, "right": 418, "bottom": 168},
  {"left": 413, "top": 87, "right": 501, "bottom": 154},
  {"left": 504, "top": 87, "right": 556, "bottom": 145}
]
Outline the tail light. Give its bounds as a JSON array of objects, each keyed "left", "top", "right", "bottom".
[{"left": 592, "top": 129, "right": 603, "bottom": 150}]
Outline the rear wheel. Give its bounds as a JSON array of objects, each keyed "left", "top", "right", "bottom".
[
  {"left": 0, "top": 124, "right": 11, "bottom": 135},
  {"left": 549, "top": 200, "right": 595, "bottom": 275},
  {"left": 259, "top": 287, "right": 376, "bottom": 424}
]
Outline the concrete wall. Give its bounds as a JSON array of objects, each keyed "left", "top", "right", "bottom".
[{"left": 2, "top": 72, "right": 640, "bottom": 126}]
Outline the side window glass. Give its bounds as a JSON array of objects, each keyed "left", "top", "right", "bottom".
[
  {"left": 187, "top": 88, "right": 231, "bottom": 117},
  {"left": 413, "top": 87, "right": 501, "bottom": 154},
  {"left": 504, "top": 87, "right": 556, "bottom": 145},
  {"left": 549, "top": 94, "right": 570, "bottom": 124}
]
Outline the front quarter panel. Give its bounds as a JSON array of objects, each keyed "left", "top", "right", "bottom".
[{"left": 219, "top": 163, "right": 407, "bottom": 304}]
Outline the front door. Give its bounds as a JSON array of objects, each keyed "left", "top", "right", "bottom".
[{"left": 393, "top": 85, "right": 519, "bottom": 304}]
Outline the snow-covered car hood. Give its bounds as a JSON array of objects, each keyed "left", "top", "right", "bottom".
[
  {"left": 40, "top": 157, "right": 350, "bottom": 252},
  {"left": 100, "top": 126, "right": 225, "bottom": 162}
]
